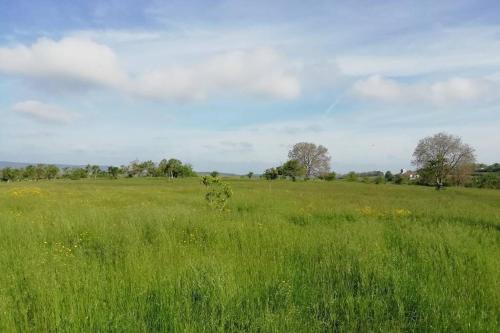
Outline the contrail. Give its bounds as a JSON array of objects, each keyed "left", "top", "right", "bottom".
[{"left": 324, "top": 92, "right": 345, "bottom": 114}]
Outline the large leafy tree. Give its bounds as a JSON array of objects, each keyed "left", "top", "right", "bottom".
[
  {"left": 158, "top": 159, "right": 196, "bottom": 178},
  {"left": 412, "top": 132, "right": 475, "bottom": 189},
  {"left": 166, "top": 159, "right": 183, "bottom": 178},
  {"left": 158, "top": 159, "right": 169, "bottom": 176},
  {"left": 127, "top": 160, "right": 143, "bottom": 177},
  {"left": 288, "top": 142, "right": 330, "bottom": 178},
  {"left": 280, "top": 159, "right": 305, "bottom": 181},
  {"left": 140, "top": 160, "right": 156, "bottom": 177}
]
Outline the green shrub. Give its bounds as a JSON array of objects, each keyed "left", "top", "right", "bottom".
[
  {"left": 384, "top": 171, "right": 394, "bottom": 182},
  {"left": 319, "top": 172, "right": 336, "bottom": 181},
  {"left": 201, "top": 176, "right": 233, "bottom": 211},
  {"left": 346, "top": 171, "right": 358, "bottom": 182},
  {"left": 263, "top": 168, "right": 279, "bottom": 180},
  {"left": 393, "top": 174, "right": 408, "bottom": 185},
  {"left": 472, "top": 174, "right": 499, "bottom": 189}
]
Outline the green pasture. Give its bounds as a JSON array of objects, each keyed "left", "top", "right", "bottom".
[{"left": 0, "top": 178, "right": 498, "bottom": 332}]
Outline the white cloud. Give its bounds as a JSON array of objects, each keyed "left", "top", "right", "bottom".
[
  {"left": 133, "top": 48, "right": 300, "bottom": 100},
  {"left": 0, "top": 37, "right": 128, "bottom": 88},
  {"left": 0, "top": 37, "right": 300, "bottom": 101},
  {"left": 352, "top": 75, "right": 493, "bottom": 106},
  {"left": 430, "top": 77, "right": 491, "bottom": 104},
  {"left": 352, "top": 75, "right": 403, "bottom": 101},
  {"left": 12, "top": 100, "right": 78, "bottom": 124}
]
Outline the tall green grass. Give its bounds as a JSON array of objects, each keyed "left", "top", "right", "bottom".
[{"left": 0, "top": 179, "right": 499, "bottom": 331}]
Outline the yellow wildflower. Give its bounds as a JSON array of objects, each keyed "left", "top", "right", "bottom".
[
  {"left": 359, "top": 206, "right": 375, "bottom": 216},
  {"left": 394, "top": 208, "right": 411, "bottom": 217}
]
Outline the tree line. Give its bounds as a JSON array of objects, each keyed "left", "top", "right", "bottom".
[
  {"left": 0, "top": 159, "right": 196, "bottom": 182},
  {"left": 1, "top": 133, "right": 498, "bottom": 189},
  {"left": 261, "top": 134, "right": 499, "bottom": 190},
  {"left": 333, "top": 167, "right": 499, "bottom": 189}
]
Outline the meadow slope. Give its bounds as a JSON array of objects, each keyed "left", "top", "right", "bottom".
[{"left": 0, "top": 178, "right": 499, "bottom": 332}]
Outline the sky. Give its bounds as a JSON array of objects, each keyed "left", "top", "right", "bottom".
[{"left": 0, "top": 0, "right": 499, "bottom": 173}]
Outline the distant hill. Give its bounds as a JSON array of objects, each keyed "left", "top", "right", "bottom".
[
  {"left": 0, "top": 161, "right": 30, "bottom": 168},
  {"left": 0, "top": 161, "right": 84, "bottom": 169}
]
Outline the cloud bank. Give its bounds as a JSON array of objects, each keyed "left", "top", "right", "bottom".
[
  {"left": 0, "top": 37, "right": 128, "bottom": 88},
  {"left": 0, "top": 37, "right": 300, "bottom": 101},
  {"left": 352, "top": 75, "right": 493, "bottom": 106}
]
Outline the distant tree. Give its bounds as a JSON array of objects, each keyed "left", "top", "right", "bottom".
[
  {"left": 486, "top": 163, "right": 500, "bottom": 173},
  {"left": 374, "top": 175, "right": 385, "bottom": 184},
  {"left": 128, "top": 160, "right": 144, "bottom": 177},
  {"left": 141, "top": 160, "right": 156, "bottom": 177},
  {"left": 413, "top": 132, "right": 475, "bottom": 189},
  {"left": 46, "top": 165, "right": 60, "bottom": 180},
  {"left": 472, "top": 173, "right": 499, "bottom": 189},
  {"left": 210, "top": 171, "right": 219, "bottom": 178},
  {"left": 158, "top": 159, "right": 169, "bottom": 176},
  {"left": 1, "top": 167, "right": 17, "bottom": 182},
  {"left": 61, "top": 168, "right": 69, "bottom": 178},
  {"left": 450, "top": 163, "right": 475, "bottom": 186},
  {"left": 288, "top": 142, "right": 331, "bottom": 178},
  {"left": 281, "top": 159, "right": 305, "bottom": 181},
  {"left": 263, "top": 168, "right": 279, "bottom": 180},
  {"left": 157, "top": 159, "right": 195, "bottom": 178},
  {"left": 65, "top": 168, "right": 88, "bottom": 180},
  {"left": 384, "top": 171, "right": 394, "bottom": 182},
  {"left": 247, "top": 172, "right": 254, "bottom": 179},
  {"left": 91, "top": 165, "right": 101, "bottom": 179},
  {"left": 276, "top": 165, "right": 284, "bottom": 176},
  {"left": 85, "top": 164, "right": 92, "bottom": 178},
  {"left": 319, "top": 171, "right": 336, "bottom": 181},
  {"left": 168, "top": 159, "right": 184, "bottom": 178},
  {"left": 476, "top": 163, "right": 500, "bottom": 173},
  {"left": 179, "top": 164, "right": 196, "bottom": 177},
  {"left": 393, "top": 174, "right": 405, "bottom": 185},
  {"left": 346, "top": 171, "right": 358, "bottom": 182},
  {"left": 357, "top": 171, "right": 384, "bottom": 178},
  {"left": 34, "top": 164, "right": 46, "bottom": 181},
  {"left": 23, "top": 165, "right": 36, "bottom": 180},
  {"left": 119, "top": 165, "right": 130, "bottom": 177},
  {"left": 108, "top": 166, "right": 120, "bottom": 179}
]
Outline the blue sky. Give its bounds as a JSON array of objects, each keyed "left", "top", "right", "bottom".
[{"left": 0, "top": 0, "right": 499, "bottom": 173}]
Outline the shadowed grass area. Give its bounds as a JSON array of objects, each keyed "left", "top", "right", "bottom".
[{"left": 0, "top": 178, "right": 499, "bottom": 331}]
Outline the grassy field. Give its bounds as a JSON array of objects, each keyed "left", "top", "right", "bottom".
[{"left": 0, "top": 178, "right": 499, "bottom": 332}]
